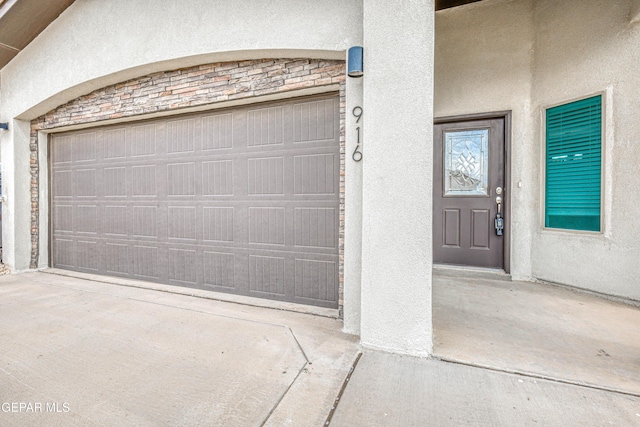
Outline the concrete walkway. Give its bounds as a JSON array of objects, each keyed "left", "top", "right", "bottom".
[
  {"left": 330, "top": 352, "right": 640, "bottom": 426},
  {"left": 1, "top": 270, "right": 639, "bottom": 426}
]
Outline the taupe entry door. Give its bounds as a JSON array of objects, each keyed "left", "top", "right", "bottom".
[
  {"left": 433, "top": 118, "right": 505, "bottom": 269},
  {"left": 50, "top": 94, "right": 340, "bottom": 308}
]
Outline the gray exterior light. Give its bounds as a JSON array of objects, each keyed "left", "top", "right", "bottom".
[
  {"left": 348, "top": 46, "right": 363, "bottom": 77},
  {"left": 0, "top": 123, "right": 8, "bottom": 131}
]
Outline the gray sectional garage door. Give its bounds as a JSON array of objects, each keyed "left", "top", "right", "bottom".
[{"left": 50, "top": 94, "right": 340, "bottom": 308}]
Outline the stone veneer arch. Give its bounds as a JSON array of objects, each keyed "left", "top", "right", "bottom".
[{"left": 30, "top": 57, "right": 346, "bottom": 312}]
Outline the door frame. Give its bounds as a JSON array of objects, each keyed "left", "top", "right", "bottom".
[{"left": 434, "top": 111, "right": 512, "bottom": 274}]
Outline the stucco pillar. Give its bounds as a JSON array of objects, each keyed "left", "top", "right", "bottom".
[
  {"left": 0, "top": 119, "right": 32, "bottom": 271},
  {"left": 360, "top": 0, "right": 434, "bottom": 356}
]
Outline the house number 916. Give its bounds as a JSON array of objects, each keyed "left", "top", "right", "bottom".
[{"left": 352, "top": 106, "right": 363, "bottom": 162}]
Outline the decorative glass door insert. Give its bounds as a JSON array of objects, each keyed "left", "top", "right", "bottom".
[{"left": 444, "top": 129, "right": 488, "bottom": 196}]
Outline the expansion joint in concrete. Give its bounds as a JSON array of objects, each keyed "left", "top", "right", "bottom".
[
  {"left": 324, "top": 351, "right": 362, "bottom": 426},
  {"left": 434, "top": 356, "right": 640, "bottom": 399}
]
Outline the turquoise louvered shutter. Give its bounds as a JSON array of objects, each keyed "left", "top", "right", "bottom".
[{"left": 545, "top": 95, "right": 602, "bottom": 232}]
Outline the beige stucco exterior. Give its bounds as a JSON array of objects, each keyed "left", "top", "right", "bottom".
[{"left": 1, "top": 0, "right": 639, "bottom": 356}]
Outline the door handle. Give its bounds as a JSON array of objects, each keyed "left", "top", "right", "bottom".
[{"left": 495, "top": 196, "right": 504, "bottom": 236}]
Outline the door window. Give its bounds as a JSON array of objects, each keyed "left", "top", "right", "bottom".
[{"left": 444, "top": 129, "right": 489, "bottom": 196}]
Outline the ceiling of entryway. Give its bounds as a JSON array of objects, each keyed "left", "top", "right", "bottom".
[
  {"left": 436, "top": 0, "right": 484, "bottom": 10},
  {"left": 0, "top": 0, "right": 75, "bottom": 70}
]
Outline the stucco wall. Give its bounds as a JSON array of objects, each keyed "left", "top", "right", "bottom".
[
  {"left": 436, "top": 0, "right": 640, "bottom": 301},
  {"left": 531, "top": 0, "right": 640, "bottom": 300}
]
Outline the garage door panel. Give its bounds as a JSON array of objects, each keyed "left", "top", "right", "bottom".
[
  {"left": 131, "top": 165, "right": 158, "bottom": 197},
  {"left": 293, "top": 98, "right": 338, "bottom": 144},
  {"left": 131, "top": 244, "right": 161, "bottom": 280},
  {"left": 246, "top": 105, "right": 285, "bottom": 147},
  {"left": 74, "top": 131, "right": 97, "bottom": 162},
  {"left": 53, "top": 170, "right": 73, "bottom": 198},
  {"left": 168, "top": 248, "right": 198, "bottom": 284},
  {"left": 129, "top": 123, "right": 158, "bottom": 157},
  {"left": 103, "top": 128, "right": 127, "bottom": 159},
  {"left": 202, "top": 160, "right": 234, "bottom": 195},
  {"left": 53, "top": 238, "right": 75, "bottom": 268},
  {"left": 293, "top": 153, "right": 337, "bottom": 195},
  {"left": 104, "top": 167, "right": 127, "bottom": 197},
  {"left": 294, "top": 207, "right": 337, "bottom": 249},
  {"left": 54, "top": 205, "right": 74, "bottom": 232},
  {"left": 167, "top": 206, "right": 197, "bottom": 241},
  {"left": 249, "top": 254, "right": 286, "bottom": 295},
  {"left": 105, "top": 242, "right": 130, "bottom": 275},
  {"left": 166, "top": 162, "right": 196, "bottom": 196},
  {"left": 53, "top": 135, "right": 74, "bottom": 164},
  {"left": 51, "top": 94, "right": 340, "bottom": 308},
  {"left": 74, "top": 169, "right": 97, "bottom": 198},
  {"left": 202, "top": 112, "right": 234, "bottom": 151},
  {"left": 202, "top": 206, "right": 234, "bottom": 242},
  {"left": 202, "top": 251, "right": 235, "bottom": 288},
  {"left": 247, "top": 156, "right": 284, "bottom": 195},
  {"left": 294, "top": 258, "right": 337, "bottom": 302},
  {"left": 166, "top": 118, "right": 197, "bottom": 154},
  {"left": 248, "top": 207, "right": 286, "bottom": 246},
  {"left": 76, "top": 240, "right": 99, "bottom": 272},
  {"left": 75, "top": 205, "right": 98, "bottom": 235}
]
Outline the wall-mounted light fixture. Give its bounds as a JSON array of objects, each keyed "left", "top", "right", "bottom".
[
  {"left": 348, "top": 46, "right": 364, "bottom": 78},
  {"left": 0, "top": 123, "right": 8, "bottom": 131}
]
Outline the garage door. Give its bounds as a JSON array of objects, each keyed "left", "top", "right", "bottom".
[{"left": 50, "top": 94, "right": 340, "bottom": 308}]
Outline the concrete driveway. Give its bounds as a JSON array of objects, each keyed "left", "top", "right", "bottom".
[{"left": 0, "top": 271, "right": 359, "bottom": 426}]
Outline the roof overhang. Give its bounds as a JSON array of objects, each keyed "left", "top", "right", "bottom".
[
  {"left": 0, "top": 0, "right": 75, "bottom": 70},
  {"left": 436, "top": 0, "right": 484, "bottom": 11}
]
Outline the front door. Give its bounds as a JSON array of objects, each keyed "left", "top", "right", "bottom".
[{"left": 433, "top": 118, "right": 506, "bottom": 270}]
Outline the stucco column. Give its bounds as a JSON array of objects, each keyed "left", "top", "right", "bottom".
[
  {"left": 360, "top": 0, "right": 434, "bottom": 355},
  {"left": 0, "top": 119, "right": 33, "bottom": 271}
]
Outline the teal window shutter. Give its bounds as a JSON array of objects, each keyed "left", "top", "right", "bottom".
[{"left": 545, "top": 95, "right": 602, "bottom": 232}]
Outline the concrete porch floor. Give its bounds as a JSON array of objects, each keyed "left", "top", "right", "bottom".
[
  {"left": 433, "top": 269, "right": 640, "bottom": 396},
  {"left": 330, "top": 270, "right": 640, "bottom": 426},
  {"left": 1, "top": 270, "right": 639, "bottom": 426}
]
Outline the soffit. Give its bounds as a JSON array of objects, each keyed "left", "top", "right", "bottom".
[
  {"left": 0, "top": 0, "right": 75, "bottom": 70},
  {"left": 436, "top": 0, "right": 484, "bottom": 11}
]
